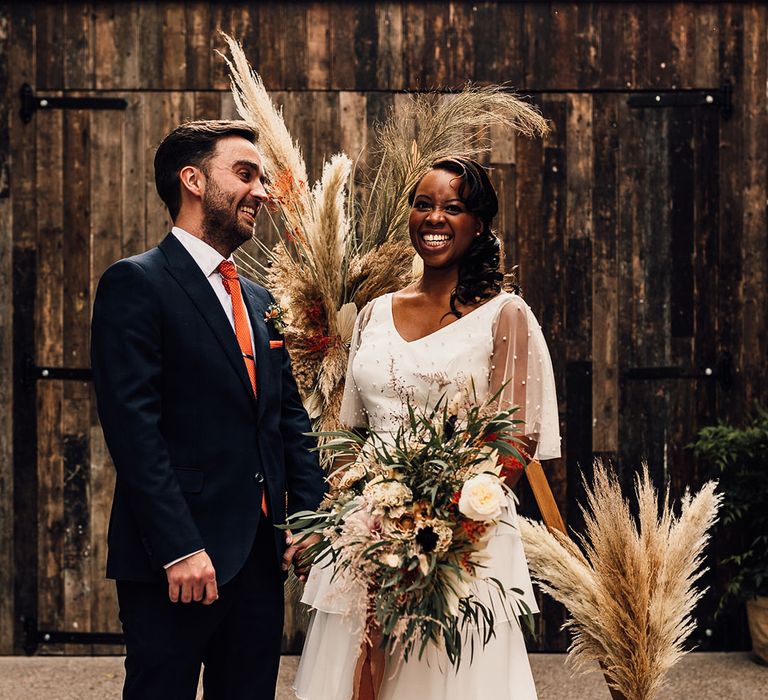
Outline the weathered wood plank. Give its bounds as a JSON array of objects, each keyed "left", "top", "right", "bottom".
[
  {"left": 89, "top": 105, "right": 127, "bottom": 653},
  {"left": 122, "top": 93, "right": 148, "bottom": 257},
  {"left": 211, "top": 6, "right": 258, "bottom": 91},
  {"left": 446, "top": 2, "right": 475, "bottom": 86},
  {"left": 34, "top": 3, "right": 64, "bottom": 90},
  {"left": 10, "top": 4, "right": 39, "bottom": 654},
  {"left": 94, "top": 3, "right": 139, "bottom": 90},
  {"left": 717, "top": 3, "right": 744, "bottom": 423},
  {"left": 61, "top": 107, "right": 93, "bottom": 649},
  {"left": 490, "top": 162, "right": 516, "bottom": 277},
  {"left": 524, "top": 4, "right": 571, "bottom": 89},
  {"left": 739, "top": 6, "right": 768, "bottom": 408},
  {"left": 136, "top": 2, "right": 165, "bottom": 91},
  {"left": 668, "top": 3, "right": 697, "bottom": 89},
  {"left": 306, "top": 2, "right": 331, "bottom": 90},
  {"left": 495, "top": 3, "right": 525, "bottom": 88},
  {"left": 403, "top": 2, "right": 449, "bottom": 89},
  {"left": 352, "top": 4, "right": 378, "bottom": 91},
  {"left": 591, "top": 96, "right": 621, "bottom": 454},
  {"left": 646, "top": 4, "right": 675, "bottom": 88},
  {"left": 63, "top": 2, "right": 95, "bottom": 90},
  {"left": 0, "top": 3, "right": 15, "bottom": 655},
  {"left": 162, "top": 4, "right": 188, "bottom": 90},
  {"left": 598, "top": 4, "right": 648, "bottom": 89},
  {"left": 694, "top": 4, "right": 720, "bottom": 87},
  {"left": 35, "top": 98, "right": 65, "bottom": 646},
  {"left": 565, "top": 92, "right": 595, "bottom": 452},
  {"left": 376, "top": 2, "right": 404, "bottom": 90},
  {"left": 513, "top": 121, "right": 544, "bottom": 313},
  {"left": 185, "top": 2, "right": 212, "bottom": 91},
  {"left": 329, "top": 3, "right": 356, "bottom": 90},
  {"left": 667, "top": 106, "right": 696, "bottom": 499}
]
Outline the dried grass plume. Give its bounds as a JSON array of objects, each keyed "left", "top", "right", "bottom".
[{"left": 520, "top": 460, "right": 721, "bottom": 700}]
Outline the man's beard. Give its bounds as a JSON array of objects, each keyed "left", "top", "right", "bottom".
[{"left": 201, "top": 177, "right": 252, "bottom": 255}]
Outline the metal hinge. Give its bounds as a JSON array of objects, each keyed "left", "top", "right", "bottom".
[
  {"left": 23, "top": 355, "right": 92, "bottom": 385},
  {"left": 622, "top": 352, "right": 733, "bottom": 388},
  {"left": 627, "top": 82, "right": 733, "bottom": 119},
  {"left": 24, "top": 617, "right": 123, "bottom": 655},
  {"left": 19, "top": 83, "right": 128, "bottom": 124}
]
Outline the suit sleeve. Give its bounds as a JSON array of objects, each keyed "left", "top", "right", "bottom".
[
  {"left": 268, "top": 296, "right": 326, "bottom": 516},
  {"left": 91, "top": 260, "right": 205, "bottom": 567}
]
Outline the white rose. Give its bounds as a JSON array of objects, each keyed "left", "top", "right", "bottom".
[{"left": 458, "top": 473, "right": 505, "bottom": 521}]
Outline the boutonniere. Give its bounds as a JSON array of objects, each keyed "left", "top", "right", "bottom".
[{"left": 264, "top": 302, "right": 287, "bottom": 334}]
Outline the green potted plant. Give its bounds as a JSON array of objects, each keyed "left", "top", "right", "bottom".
[{"left": 692, "top": 406, "right": 768, "bottom": 664}]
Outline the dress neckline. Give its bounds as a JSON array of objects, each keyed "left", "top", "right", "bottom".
[{"left": 386, "top": 291, "right": 509, "bottom": 345}]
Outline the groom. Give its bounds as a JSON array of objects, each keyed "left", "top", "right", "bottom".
[{"left": 91, "top": 120, "right": 325, "bottom": 699}]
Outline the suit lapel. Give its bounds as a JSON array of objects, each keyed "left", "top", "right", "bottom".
[
  {"left": 158, "top": 234, "right": 257, "bottom": 406},
  {"left": 241, "top": 282, "right": 269, "bottom": 423}
]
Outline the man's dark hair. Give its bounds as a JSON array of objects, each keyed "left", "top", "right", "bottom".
[{"left": 154, "top": 120, "right": 259, "bottom": 220}]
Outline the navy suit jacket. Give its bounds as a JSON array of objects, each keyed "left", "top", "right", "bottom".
[{"left": 91, "top": 233, "right": 325, "bottom": 584}]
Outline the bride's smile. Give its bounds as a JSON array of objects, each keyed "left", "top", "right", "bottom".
[{"left": 408, "top": 168, "right": 481, "bottom": 269}]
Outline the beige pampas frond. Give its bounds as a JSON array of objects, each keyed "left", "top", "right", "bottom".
[
  {"left": 359, "top": 86, "right": 549, "bottom": 248},
  {"left": 307, "top": 154, "right": 353, "bottom": 334},
  {"left": 520, "top": 460, "right": 721, "bottom": 700},
  {"left": 220, "top": 40, "right": 549, "bottom": 439},
  {"left": 219, "top": 33, "right": 311, "bottom": 235}
]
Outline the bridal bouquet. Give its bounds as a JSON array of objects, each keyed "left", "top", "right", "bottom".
[{"left": 286, "top": 389, "right": 533, "bottom": 667}]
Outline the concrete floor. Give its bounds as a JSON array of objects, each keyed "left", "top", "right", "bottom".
[{"left": 0, "top": 652, "right": 765, "bottom": 699}]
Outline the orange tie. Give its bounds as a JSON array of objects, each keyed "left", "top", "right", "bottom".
[{"left": 218, "top": 260, "right": 268, "bottom": 516}]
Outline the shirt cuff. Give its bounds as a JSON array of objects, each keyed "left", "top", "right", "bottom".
[{"left": 163, "top": 549, "right": 205, "bottom": 569}]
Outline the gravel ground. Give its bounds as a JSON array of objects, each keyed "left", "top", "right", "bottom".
[{"left": 0, "top": 652, "right": 765, "bottom": 699}]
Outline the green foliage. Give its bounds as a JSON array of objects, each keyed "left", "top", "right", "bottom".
[{"left": 692, "top": 406, "right": 768, "bottom": 605}]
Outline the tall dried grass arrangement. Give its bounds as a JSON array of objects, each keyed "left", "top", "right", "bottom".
[
  {"left": 220, "top": 34, "right": 549, "bottom": 436},
  {"left": 520, "top": 460, "right": 721, "bottom": 700}
]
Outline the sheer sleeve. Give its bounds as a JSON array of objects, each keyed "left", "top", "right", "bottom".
[
  {"left": 490, "top": 295, "right": 561, "bottom": 460},
  {"left": 338, "top": 302, "right": 374, "bottom": 429}
]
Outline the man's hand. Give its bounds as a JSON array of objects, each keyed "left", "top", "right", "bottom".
[
  {"left": 166, "top": 551, "right": 218, "bottom": 605},
  {"left": 281, "top": 531, "right": 322, "bottom": 582}
]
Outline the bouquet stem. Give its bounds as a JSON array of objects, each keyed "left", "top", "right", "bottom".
[{"left": 352, "top": 624, "right": 386, "bottom": 700}]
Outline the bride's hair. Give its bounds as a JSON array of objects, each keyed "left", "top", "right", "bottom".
[{"left": 409, "top": 157, "right": 504, "bottom": 317}]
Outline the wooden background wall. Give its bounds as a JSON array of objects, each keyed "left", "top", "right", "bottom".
[{"left": 1, "top": 2, "right": 766, "bottom": 656}]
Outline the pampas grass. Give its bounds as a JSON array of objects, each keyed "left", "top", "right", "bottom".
[
  {"left": 520, "top": 460, "right": 721, "bottom": 700},
  {"left": 219, "top": 33, "right": 549, "bottom": 436},
  {"left": 359, "top": 87, "right": 549, "bottom": 248}
]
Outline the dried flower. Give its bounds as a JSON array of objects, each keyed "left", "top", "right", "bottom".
[{"left": 264, "top": 302, "right": 287, "bottom": 334}]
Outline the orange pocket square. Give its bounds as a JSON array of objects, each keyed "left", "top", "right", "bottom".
[{"left": 269, "top": 340, "right": 284, "bottom": 349}]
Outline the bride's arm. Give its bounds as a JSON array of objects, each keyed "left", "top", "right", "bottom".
[{"left": 489, "top": 295, "right": 561, "bottom": 486}]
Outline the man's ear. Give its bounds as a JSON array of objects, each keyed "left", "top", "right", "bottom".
[{"left": 179, "top": 165, "right": 204, "bottom": 199}]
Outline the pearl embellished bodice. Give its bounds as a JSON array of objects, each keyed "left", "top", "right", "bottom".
[{"left": 339, "top": 291, "right": 561, "bottom": 460}]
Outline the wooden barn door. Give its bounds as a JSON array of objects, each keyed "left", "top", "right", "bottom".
[
  {"left": 500, "top": 90, "right": 726, "bottom": 650},
  {"left": 16, "top": 90, "right": 184, "bottom": 653},
  {"left": 14, "top": 87, "right": 376, "bottom": 654}
]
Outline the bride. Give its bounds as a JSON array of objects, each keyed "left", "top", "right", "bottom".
[{"left": 293, "top": 156, "right": 561, "bottom": 700}]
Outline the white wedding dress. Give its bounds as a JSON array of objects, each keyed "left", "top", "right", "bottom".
[{"left": 294, "top": 291, "right": 561, "bottom": 700}]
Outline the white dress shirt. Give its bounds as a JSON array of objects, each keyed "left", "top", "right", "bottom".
[{"left": 163, "top": 227, "right": 256, "bottom": 569}]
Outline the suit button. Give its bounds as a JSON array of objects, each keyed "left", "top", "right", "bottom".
[{"left": 254, "top": 472, "right": 264, "bottom": 483}]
